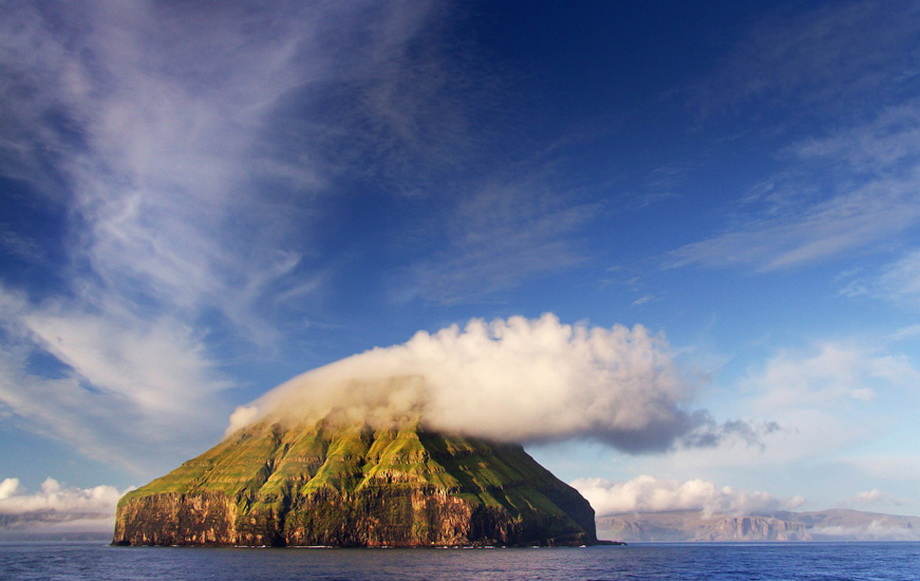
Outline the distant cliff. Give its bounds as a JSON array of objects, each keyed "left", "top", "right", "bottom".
[
  {"left": 113, "top": 418, "right": 596, "bottom": 547},
  {"left": 597, "top": 509, "right": 920, "bottom": 542}
]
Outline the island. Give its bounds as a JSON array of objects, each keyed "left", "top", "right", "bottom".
[{"left": 113, "top": 416, "right": 597, "bottom": 547}]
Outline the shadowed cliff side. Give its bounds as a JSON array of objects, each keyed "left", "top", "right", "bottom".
[{"left": 113, "top": 418, "right": 596, "bottom": 547}]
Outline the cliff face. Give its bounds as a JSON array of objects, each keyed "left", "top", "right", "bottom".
[{"left": 114, "top": 419, "right": 596, "bottom": 547}]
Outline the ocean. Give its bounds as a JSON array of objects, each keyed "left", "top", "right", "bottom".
[{"left": 2, "top": 541, "right": 919, "bottom": 580}]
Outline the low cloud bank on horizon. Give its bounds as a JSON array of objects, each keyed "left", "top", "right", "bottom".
[
  {"left": 229, "top": 313, "right": 770, "bottom": 453},
  {"left": 0, "top": 477, "right": 126, "bottom": 533},
  {"left": 572, "top": 475, "right": 805, "bottom": 518}
]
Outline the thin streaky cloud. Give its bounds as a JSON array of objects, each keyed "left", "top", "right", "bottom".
[
  {"left": 669, "top": 103, "right": 920, "bottom": 272},
  {"left": 696, "top": 1, "right": 920, "bottom": 117},
  {"left": 410, "top": 179, "right": 598, "bottom": 305}
]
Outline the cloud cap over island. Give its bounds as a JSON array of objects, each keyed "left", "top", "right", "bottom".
[{"left": 230, "top": 313, "right": 766, "bottom": 453}]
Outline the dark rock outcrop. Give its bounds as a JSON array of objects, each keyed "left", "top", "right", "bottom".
[{"left": 114, "top": 418, "right": 596, "bottom": 547}]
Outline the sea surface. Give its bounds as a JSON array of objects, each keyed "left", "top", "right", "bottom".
[{"left": 2, "top": 541, "right": 919, "bottom": 580}]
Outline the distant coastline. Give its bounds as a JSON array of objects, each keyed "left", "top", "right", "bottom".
[{"left": 597, "top": 508, "right": 920, "bottom": 543}]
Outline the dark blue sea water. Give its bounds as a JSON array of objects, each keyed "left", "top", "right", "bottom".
[{"left": 2, "top": 541, "right": 919, "bottom": 580}]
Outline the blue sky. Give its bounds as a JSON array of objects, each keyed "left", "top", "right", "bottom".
[{"left": 2, "top": 0, "right": 920, "bottom": 526}]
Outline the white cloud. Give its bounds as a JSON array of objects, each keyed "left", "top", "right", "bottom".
[
  {"left": 0, "top": 477, "right": 126, "bottom": 532},
  {"left": 571, "top": 475, "right": 803, "bottom": 517},
  {"left": 0, "top": 478, "right": 19, "bottom": 500},
  {"left": 846, "top": 487, "right": 918, "bottom": 512},
  {"left": 0, "top": 477, "right": 119, "bottom": 515},
  {"left": 233, "top": 313, "right": 754, "bottom": 453},
  {"left": 0, "top": 288, "right": 232, "bottom": 473},
  {"left": 855, "top": 488, "right": 884, "bottom": 503},
  {"left": 747, "top": 342, "right": 920, "bottom": 413}
]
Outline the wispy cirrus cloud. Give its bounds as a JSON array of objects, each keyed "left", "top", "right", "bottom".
[
  {"left": 0, "top": 1, "right": 394, "bottom": 330},
  {"left": 836, "top": 248, "right": 920, "bottom": 309},
  {"left": 0, "top": 0, "right": 484, "bottom": 475},
  {"left": 696, "top": 1, "right": 920, "bottom": 117},
  {"left": 673, "top": 1, "right": 920, "bottom": 274},
  {"left": 410, "top": 179, "right": 597, "bottom": 304},
  {"left": 0, "top": 289, "right": 231, "bottom": 474},
  {"left": 877, "top": 250, "right": 920, "bottom": 304},
  {"left": 746, "top": 342, "right": 920, "bottom": 413},
  {"left": 670, "top": 101, "right": 920, "bottom": 272}
]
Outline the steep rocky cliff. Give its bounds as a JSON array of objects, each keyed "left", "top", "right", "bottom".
[{"left": 113, "top": 418, "right": 596, "bottom": 547}]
